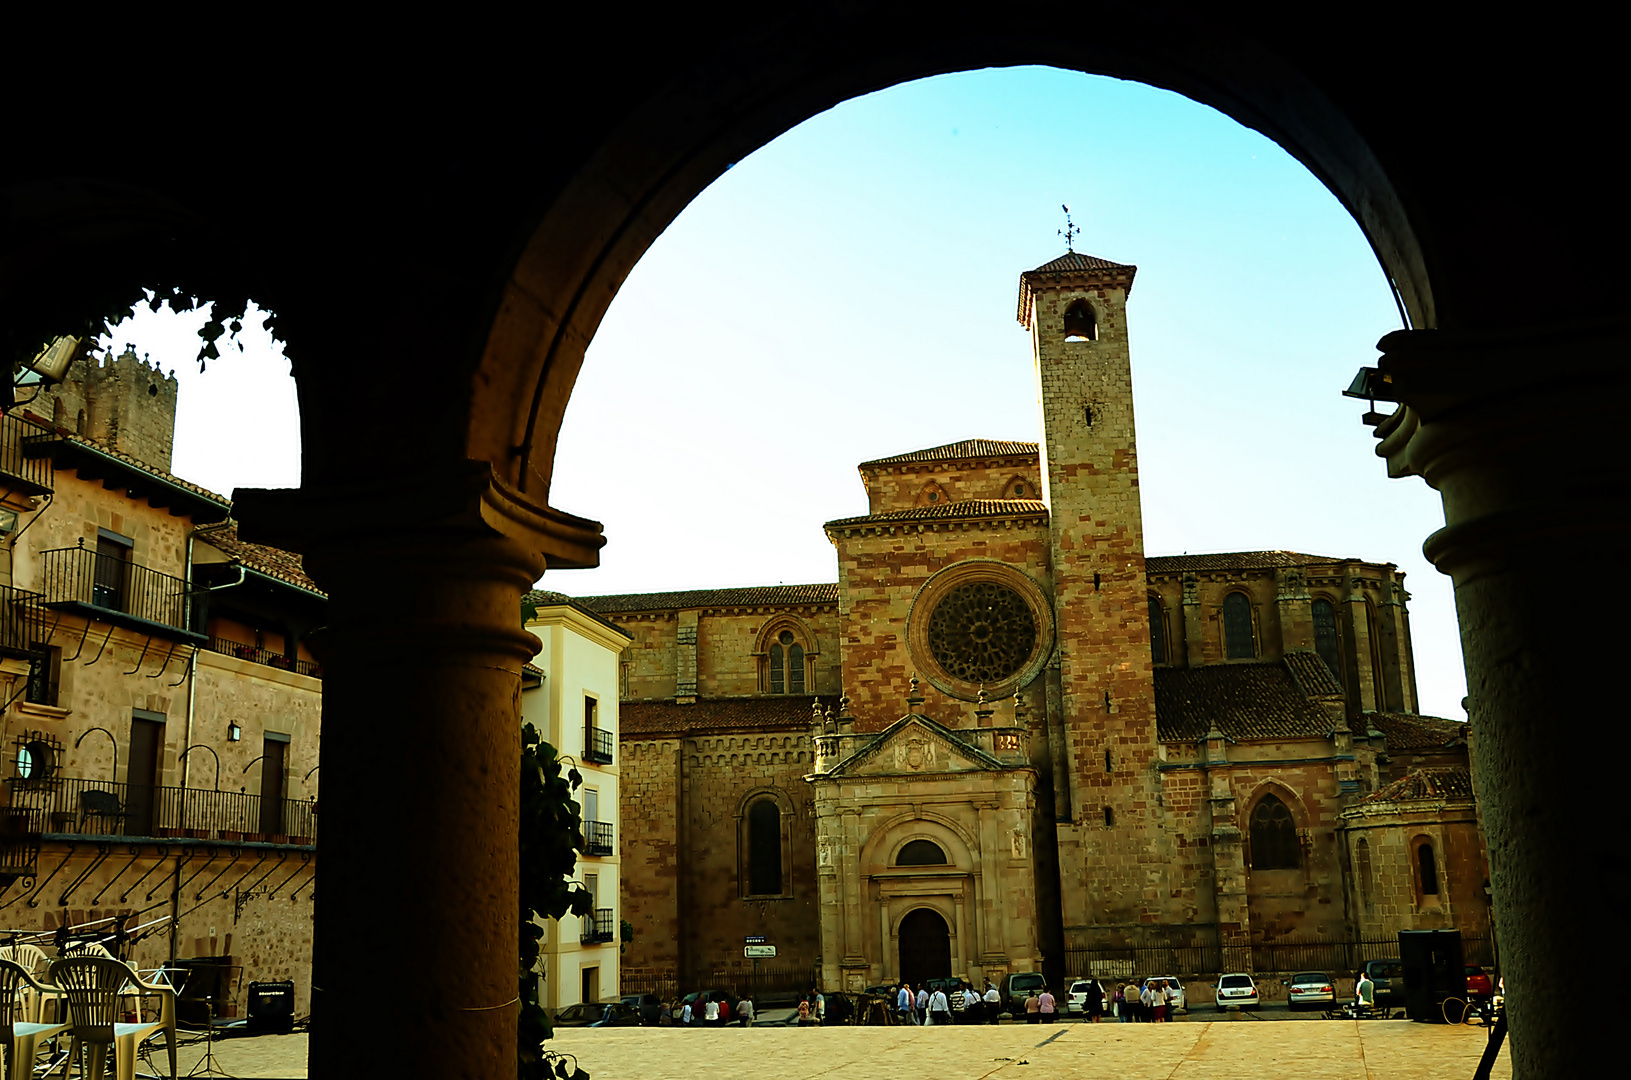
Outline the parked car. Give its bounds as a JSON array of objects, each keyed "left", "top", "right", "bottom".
[
  {"left": 1000, "top": 971, "right": 1048, "bottom": 1015},
  {"left": 1287, "top": 971, "right": 1336, "bottom": 1011},
  {"left": 1145, "top": 975, "right": 1187, "bottom": 1014},
  {"left": 553, "top": 1001, "right": 639, "bottom": 1028},
  {"left": 1364, "top": 959, "right": 1404, "bottom": 1006},
  {"left": 621, "top": 992, "right": 663, "bottom": 1025},
  {"left": 1465, "top": 966, "right": 1494, "bottom": 999},
  {"left": 1214, "top": 972, "right": 1259, "bottom": 1010},
  {"left": 1066, "top": 978, "right": 1108, "bottom": 1016}
]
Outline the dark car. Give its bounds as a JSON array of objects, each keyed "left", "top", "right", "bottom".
[
  {"left": 1365, "top": 959, "right": 1404, "bottom": 1006},
  {"left": 553, "top": 1001, "right": 638, "bottom": 1028},
  {"left": 622, "top": 992, "right": 664, "bottom": 1025},
  {"left": 1465, "top": 966, "right": 1494, "bottom": 999},
  {"left": 1000, "top": 971, "right": 1048, "bottom": 1015}
]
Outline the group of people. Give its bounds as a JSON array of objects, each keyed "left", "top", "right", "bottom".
[{"left": 673, "top": 992, "right": 756, "bottom": 1026}]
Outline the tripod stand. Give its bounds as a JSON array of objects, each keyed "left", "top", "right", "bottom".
[{"left": 179, "top": 1000, "right": 234, "bottom": 1080}]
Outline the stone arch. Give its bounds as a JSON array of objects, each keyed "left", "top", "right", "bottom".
[
  {"left": 894, "top": 903, "right": 955, "bottom": 987},
  {"left": 861, "top": 808, "right": 978, "bottom": 876},
  {"left": 736, "top": 785, "right": 797, "bottom": 899},
  {"left": 999, "top": 475, "right": 1035, "bottom": 500},
  {"left": 1240, "top": 779, "right": 1310, "bottom": 872},
  {"left": 753, "top": 614, "right": 818, "bottom": 695},
  {"left": 1062, "top": 297, "right": 1098, "bottom": 341},
  {"left": 916, "top": 479, "right": 949, "bottom": 507}
]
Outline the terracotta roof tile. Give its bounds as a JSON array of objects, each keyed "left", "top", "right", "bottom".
[
  {"left": 1146, "top": 551, "right": 1348, "bottom": 573},
  {"left": 1154, "top": 661, "right": 1334, "bottom": 742},
  {"left": 825, "top": 498, "right": 1049, "bottom": 529},
  {"left": 1026, "top": 251, "right": 1137, "bottom": 275},
  {"left": 1018, "top": 251, "right": 1139, "bottom": 325},
  {"left": 620, "top": 696, "right": 838, "bottom": 737},
  {"left": 573, "top": 583, "right": 839, "bottom": 614},
  {"left": 859, "top": 440, "right": 1039, "bottom": 468},
  {"left": 1361, "top": 765, "right": 1475, "bottom": 804},
  {"left": 1283, "top": 651, "right": 1344, "bottom": 697},
  {"left": 1368, "top": 712, "right": 1468, "bottom": 750},
  {"left": 194, "top": 521, "right": 323, "bottom": 595}
]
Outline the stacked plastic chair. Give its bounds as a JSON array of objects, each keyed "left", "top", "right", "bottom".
[
  {"left": 0, "top": 958, "right": 67, "bottom": 1080},
  {"left": 46, "top": 956, "right": 176, "bottom": 1080}
]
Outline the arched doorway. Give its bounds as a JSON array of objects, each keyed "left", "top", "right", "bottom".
[{"left": 898, "top": 908, "right": 952, "bottom": 989}]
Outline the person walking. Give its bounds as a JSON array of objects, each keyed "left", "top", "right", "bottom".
[
  {"left": 983, "top": 981, "right": 1002, "bottom": 1024},
  {"left": 897, "top": 982, "right": 915, "bottom": 1025},
  {"left": 1038, "top": 987, "right": 1056, "bottom": 1024},
  {"left": 1085, "top": 979, "right": 1104, "bottom": 1023},
  {"left": 739, "top": 996, "right": 755, "bottom": 1027},
  {"left": 1356, "top": 970, "right": 1375, "bottom": 1011},
  {"left": 719, "top": 996, "right": 732, "bottom": 1025},
  {"left": 1151, "top": 980, "right": 1168, "bottom": 1023},
  {"left": 705, "top": 996, "right": 720, "bottom": 1026},
  {"left": 816, "top": 990, "right": 826, "bottom": 1024},
  {"left": 929, "top": 984, "right": 952, "bottom": 1027},
  {"left": 1024, "top": 992, "right": 1042, "bottom": 1025},
  {"left": 681, "top": 1000, "right": 693, "bottom": 1027},
  {"left": 916, "top": 984, "right": 929, "bottom": 1024}
]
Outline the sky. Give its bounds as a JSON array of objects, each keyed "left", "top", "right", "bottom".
[{"left": 97, "top": 66, "right": 1466, "bottom": 720}]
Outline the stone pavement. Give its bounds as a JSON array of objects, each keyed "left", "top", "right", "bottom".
[{"left": 549, "top": 1019, "right": 1512, "bottom": 1079}]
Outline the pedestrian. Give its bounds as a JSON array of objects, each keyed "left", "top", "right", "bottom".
[
  {"left": 983, "top": 981, "right": 1002, "bottom": 1024},
  {"left": 897, "top": 982, "right": 915, "bottom": 1025},
  {"left": 929, "top": 984, "right": 952, "bottom": 1027},
  {"left": 705, "top": 995, "right": 720, "bottom": 1026},
  {"left": 1085, "top": 979, "right": 1104, "bottom": 1023},
  {"left": 681, "top": 1000, "right": 693, "bottom": 1026},
  {"left": 816, "top": 989, "right": 826, "bottom": 1024},
  {"left": 916, "top": 984, "right": 929, "bottom": 1023},
  {"left": 1024, "top": 992, "right": 1042, "bottom": 1024},
  {"left": 1038, "top": 986, "right": 1056, "bottom": 1024},
  {"left": 798, "top": 998, "right": 813, "bottom": 1026},
  {"left": 1152, "top": 979, "right": 1168, "bottom": 1023},
  {"left": 1356, "top": 969, "right": 1374, "bottom": 1011},
  {"left": 719, "top": 996, "right": 732, "bottom": 1024},
  {"left": 739, "top": 996, "right": 755, "bottom": 1027}
]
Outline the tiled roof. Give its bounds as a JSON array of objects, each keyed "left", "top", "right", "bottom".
[
  {"left": 1361, "top": 765, "right": 1475, "bottom": 804},
  {"left": 1369, "top": 712, "right": 1467, "bottom": 750},
  {"left": 620, "top": 696, "right": 838, "bottom": 737},
  {"left": 1154, "top": 661, "right": 1335, "bottom": 742},
  {"left": 20, "top": 415, "right": 233, "bottom": 521},
  {"left": 859, "top": 440, "right": 1039, "bottom": 468},
  {"left": 1026, "top": 251, "right": 1137, "bottom": 275},
  {"left": 1283, "top": 651, "right": 1344, "bottom": 697},
  {"left": 573, "top": 583, "right": 839, "bottom": 614},
  {"left": 193, "top": 521, "right": 324, "bottom": 596},
  {"left": 825, "top": 499, "right": 1049, "bottom": 529},
  {"left": 523, "top": 589, "right": 635, "bottom": 639},
  {"left": 1146, "top": 551, "right": 1347, "bottom": 573}
]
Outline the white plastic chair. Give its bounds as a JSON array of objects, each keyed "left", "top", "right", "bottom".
[
  {"left": 46, "top": 955, "right": 176, "bottom": 1080},
  {"left": 0, "top": 958, "right": 67, "bottom": 1080}
]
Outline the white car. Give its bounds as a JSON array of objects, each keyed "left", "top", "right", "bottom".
[
  {"left": 1066, "top": 979, "right": 1105, "bottom": 1015},
  {"left": 1214, "top": 972, "right": 1259, "bottom": 1010},
  {"left": 1145, "top": 975, "right": 1187, "bottom": 1014},
  {"left": 1287, "top": 971, "right": 1336, "bottom": 1011}
]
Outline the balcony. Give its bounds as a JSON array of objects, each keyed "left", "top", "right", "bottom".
[
  {"left": 38, "top": 544, "right": 204, "bottom": 641},
  {"left": 203, "top": 637, "right": 323, "bottom": 679},
  {"left": 584, "top": 724, "right": 613, "bottom": 764},
  {"left": 580, "top": 908, "right": 615, "bottom": 945},
  {"left": 583, "top": 819, "right": 614, "bottom": 857},
  {"left": 3, "top": 776, "right": 316, "bottom": 845},
  {"left": 0, "top": 585, "right": 48, "bottom": 662},
  {"left": 0, "top": 413, "right": 53, "bottom": 495}
]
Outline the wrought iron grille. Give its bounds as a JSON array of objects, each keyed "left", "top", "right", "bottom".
[
  {"left": 583, "top": 820, "right": 614, "bottom": 856},
  {"left": 580, "top": 908, "right": 616, "bottom": 944},
  {"left": 203, "top": 637, "right": 323, "bottom": 678},
  {"left": 38, "top": 545, "right": 201, "bottom": 636},
  {"left": 3, "top": 775, "right": 317, "bottom": 844},
  {"left": 584, "top": 725, "right": 613, "bottom": 764},
  {"left": 0, "top": 412, "right": 54, "bottom": 493},
  {"left": 0, "top": 585, "right": 48, "bottom": 660},
  {"left": 927, "top": 580, "right": 1036, "bottom": 683}
]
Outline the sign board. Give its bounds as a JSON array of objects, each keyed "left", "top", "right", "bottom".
[
  {"left": 744, "top": 945, "right": 777, "bottom": 958},
  {"left": 744, "top": 935, "right": 768, "bottom": 944}
]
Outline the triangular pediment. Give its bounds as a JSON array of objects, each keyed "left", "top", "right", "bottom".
[{"left": 827, "top": 714, "right": 1005, "bottom": 778}]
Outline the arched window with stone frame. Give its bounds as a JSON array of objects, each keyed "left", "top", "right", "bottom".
[
  {"left": 1062, "top": 298, "right": 1098, "bottom": 341},
  {"left": 1222, "top": 591, "right": 1256, "bottom": 660},
  {"left": 739, "top": 789, "right": 794, "bottom": 899},
  {"left": 1312, "top": 596, "right": 1343, "bottom": 686},
  {"left": 1248, "top": 792, "right": 1300, "bottom": 870},
  {"left": 760, "top": 621, "right": 812, "bottom": 695},
  {"left": 1147, "top": 594, "right": 1168, "bottom": 665},
  {"left": 1414, "top": 836, "right": 1441, "bottom": 899}
]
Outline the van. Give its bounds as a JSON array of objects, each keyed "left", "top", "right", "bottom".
[
  {"left": 1000, "top": 971, "right": 1048, "bottom": 1015},
  {"left": 1365, "top": 959, "right": 1404, "bottom": 1005}
]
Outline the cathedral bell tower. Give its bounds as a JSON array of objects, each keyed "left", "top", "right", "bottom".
[{"left": 1018, "top": 251, "right": 1166, "bottom": 948}]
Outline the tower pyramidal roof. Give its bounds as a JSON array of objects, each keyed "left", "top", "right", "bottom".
[{"left": 1017, "top": 249, "right": 1138, "bottom": 327}]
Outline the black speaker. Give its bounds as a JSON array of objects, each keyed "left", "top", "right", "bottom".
[
  {"left": 246, "top": 980, "right": 296, "bottom": 1033},
  {"left": 1398, "top": 929, "right": 1463, "bottom": 1022}
]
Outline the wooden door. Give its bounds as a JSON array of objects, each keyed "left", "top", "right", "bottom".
[
  {"left": 259, "top": 737, "right": 287, "bottom": 837},
  {"left": 126, "top": 716, "right": 164, "bottom": 835}
]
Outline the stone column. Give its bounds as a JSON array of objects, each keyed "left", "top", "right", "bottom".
[
  {"left": 1372, "top": 323, "right": 1630, "bottom": 1076},
  {"left": 236, "top": 463, "right": 603, "bottom": 1080}
]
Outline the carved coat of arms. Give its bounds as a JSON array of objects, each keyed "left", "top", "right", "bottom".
[{"left": 895, "top": 732, "right": 936, "bottom": 772}]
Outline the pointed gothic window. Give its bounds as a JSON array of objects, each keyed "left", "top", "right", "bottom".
[
  {"left": 1148, "top": 595, "right": 1167, "bottom": 665},
  {"left": 748, "top": 799, "right": 783, "bottom": 895},
  {"left": 896, "top": 839, "right": 948, "bottom": 866},
  {"left": 1063, "top": 299, "right": 1097, "bottom": 341},
  {"left": 1223, "top": 592, "right": 1256, "bottom": 659},
  {"left": 1312, "top": 598, "right": 1343, "bottom": 685},
  {"left": 1249, "top": 794, "right": 1299, "bottom": 870},
  {"left": 767, "top": 629, "right": 805, "bottom": 694}
]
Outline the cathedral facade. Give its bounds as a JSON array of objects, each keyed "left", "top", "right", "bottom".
[{"left": 592, "top": 252, "right": 1485, "bottom": 995}]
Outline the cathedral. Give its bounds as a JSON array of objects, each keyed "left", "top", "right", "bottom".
[{"left": 592, "top": 251, "right": 1486, "bottom": 995}]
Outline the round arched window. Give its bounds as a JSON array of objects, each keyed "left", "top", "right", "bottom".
[
  {"left": 767, "top": 629, "right": 805, "bottom": 694},
  {"left": 896, "top": 839, "right": 948, "bottom": 866}
]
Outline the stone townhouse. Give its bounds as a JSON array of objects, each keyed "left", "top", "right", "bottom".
[
  {"left": 584, "top": 251, "right": 1486, "bottom": 995},
  {"left": 0, "top": 348, "right": 322, "bottom": 1020}
]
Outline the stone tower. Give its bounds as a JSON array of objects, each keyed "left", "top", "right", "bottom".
[
  {"left": 1018, "top": 251, "right": 1168, "bottom": 949},
  {"left": 28, "top": 345, "right": 180, "bottom": 470}
]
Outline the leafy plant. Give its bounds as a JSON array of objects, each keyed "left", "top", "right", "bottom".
[
  {"left": 519, "top": 722, "right": 592, "bottom": 1079},
  {"left": 619, "top": 919, "right": 633, "bottom": 955}
]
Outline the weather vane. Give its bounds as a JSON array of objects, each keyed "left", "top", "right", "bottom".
[{"left": 1058, "top": 204, "right": 1080, "bottom": 252}]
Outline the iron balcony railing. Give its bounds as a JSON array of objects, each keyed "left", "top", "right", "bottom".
[
  {"left": 38, "top": 544, "right": 203, "bottom": 639},
  {"left": 584, "top": 725, "right": 613, "bottom": 764},
  {"left": 203, "top": 637, "right": 323, "bottom": 678},
  {"left": 0, "top": 585, "right": 48, "bottom": 661},
  {"left": 583, "top": 819, "right": 614, "bottom": 856},
  {"left": 4, "top": 776, "right": 317, "bottom": 844},
  {"left": 0, "top": 412, "right": 54, "bottom": 494},
  {"left": 580, "top": 908, "right": 615, "bottom": 945}
]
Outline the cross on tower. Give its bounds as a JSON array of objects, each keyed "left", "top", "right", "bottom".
[{"left": 1058, "top": 204, "right": 1080, "bottom": 252}]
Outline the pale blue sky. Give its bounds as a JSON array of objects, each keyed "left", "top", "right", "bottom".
[{"left": 103, "top": 66, "right": 1466, "bottom": 719}]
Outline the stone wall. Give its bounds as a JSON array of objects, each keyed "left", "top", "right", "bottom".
[
  {"left": 860, "top": 456, "right": 1041, "bottom": 514},
  {"left": 28, "top": 346, "right": 180, "bottom": 472}
]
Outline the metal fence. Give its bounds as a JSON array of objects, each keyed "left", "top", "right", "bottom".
[
  {"left": 203, "top": 636, "right": 322, "bottom": 678},
  {"left": 0, "top": 412, "right": 54, "bottom": 493},
  {"left": 704, "top": 958, "right": 818, "bottom": 1000},
  {"left": 580, "top": 908, "right": 616, "bottom": 944},
  {"left": 583, "top": 820, "right": 614, "bottom": 856},
  {"left": 584, "top": 725, "right": 614, "bottom": 764},
  {"left": 0, "top": 585, "right": 48, "bottom": 658},
  {"left": 38, "top": 545, "right": 199, "bottom": 635},
  {"left": 4, "top": 776, "right": 316, "bottom": 844},
  {"left": 1064, "top": 932, "right": 1494, "bottom": 979}
]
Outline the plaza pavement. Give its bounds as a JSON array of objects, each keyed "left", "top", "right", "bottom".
[{"left": 128, "top": 1016, "right": 1512, "bottom": 1078}]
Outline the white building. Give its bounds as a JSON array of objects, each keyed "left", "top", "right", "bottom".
[{"left": 522, "top": 590, "right": 631, "bottom": 1010}]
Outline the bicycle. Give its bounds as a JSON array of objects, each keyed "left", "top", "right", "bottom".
[{"left": 1441, "top": 995, "right": 1499, "bottom": 1026}]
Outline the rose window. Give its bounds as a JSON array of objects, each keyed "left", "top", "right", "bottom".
[{"left": 926, "top": 581, "right": 1037, "bottom": 684}]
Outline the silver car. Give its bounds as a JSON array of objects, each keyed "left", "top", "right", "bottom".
[
  {"left": 1287, "top": 971, "right": 1335, "bottom": 1011},
  {"left": 1214, "top": 972, "right": 1259, "bottom": 1010}
]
